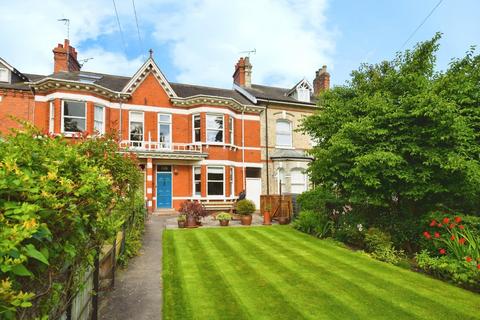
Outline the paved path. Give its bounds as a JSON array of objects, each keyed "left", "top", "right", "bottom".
[{"left": 99, "top": 215, "right": 169, "bottom": 320}]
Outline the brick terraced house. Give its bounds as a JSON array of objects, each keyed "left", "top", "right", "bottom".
[{"left": 0, "top": 40, "right": 329, "bottom": 213}]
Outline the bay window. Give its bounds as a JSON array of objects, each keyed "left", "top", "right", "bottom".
[
  {"left": 290, "top": 168, "right": 307, "bottom": 194},
  {"left": 94, "top": 105, "right": 105, "bottom": 134},
  {"left": 193, "top": 166, "right": 201, "bottom": 196},
  {"left": 129, "top": 111, "right": 144, "bottom": 147},
  {"left": 207, "top": 166, "right": 224, "bottom": 196},
  {"left": 206, "top": 114, "right": 223, "bottom": 143},
  {"left": 193, "top": 114, "right": 201, "bottom": 142},
  {"left": 49, "top": 102, "right": 54, "bottom": 133},
  {"left": 62, "top": 100, "right": 86, "bottom": 133},
  {"left": 230, "top": 167, "right": 234, "bottom": 197},
  {"left": 229, "top": 117, "right": 234, "bottom": 144}
]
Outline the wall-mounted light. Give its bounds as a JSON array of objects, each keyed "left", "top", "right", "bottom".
[{"left": 173, "top": 167, "right": 179, "bottom": 175}]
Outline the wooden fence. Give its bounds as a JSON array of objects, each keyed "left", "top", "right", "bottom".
[
  {"left": 58, "top": 230, "right": 125, "bottom": 320},
  {"left": 260, "top": 195, "right": 293, "bottom": 219}
]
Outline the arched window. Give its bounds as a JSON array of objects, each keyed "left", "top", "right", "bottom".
[
  {"left": 276, "top": 120, "right": 292, "bottom": 147},
  {"left": 277, "top": 168, "right": 286, "bottom": 193},
  {"left": 290, "top": 168, "right": 306, "bottom": 194}
]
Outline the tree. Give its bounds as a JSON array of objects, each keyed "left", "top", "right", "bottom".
[{"left": 301, "top": 33, "right": 480, "bottom": 217}]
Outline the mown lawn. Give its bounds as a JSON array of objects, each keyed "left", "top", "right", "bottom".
[{"left": 163, "top": 226, "right": 480, "bottom": 320}]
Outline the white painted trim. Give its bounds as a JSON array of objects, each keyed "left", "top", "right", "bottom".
[
  {"left": 157, "top": 113, "right": 172, "bottom": 149},
  {"left": 233, "top": 83, "right": 257, "bottom": 104},
  {"left": 129, "top": 110, "right": 145, "bottom": 142},
  {"left": 93, "top": 104, "right": 106, "bottom": 134},
  {"left": 34, "top": 93, "right": 260, "bottom": 120},
  {"left": 192, "top": 113, "right": 201, "bottom": 143},
  {"left": 48, "top": 101, "right": 54, "bottom": 133},
  {"left": 200, "top": 160, "right": 262, "bottom": 168},
  {"left": 192, "top": 166, "right": 201, "bottom": 197},
  {"left": 61, "top": 100, "right": 87, "bottom": 134},
  {"left": 206, "top": 166, "right": 225, "bottom": 197},
  {"left": 206, "top": 113, "right": 225, "bottom": 143},
  {"left": 172, "top": 196, "right": 238, "bottom": 200}
]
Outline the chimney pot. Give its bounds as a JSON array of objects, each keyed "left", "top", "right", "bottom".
[
  {"left": 233, "top": 56, "right": 252, "bottom": 87},
  {"left": 53, "top": 39, "right": 81, "bottom": 73},
  {"left": 313, "top": 65, "right": 330, "bottom": 95}
]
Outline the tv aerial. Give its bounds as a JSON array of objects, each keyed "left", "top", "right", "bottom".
[{"left": 239, "top": 48, "right": 256, "bottom": 57}]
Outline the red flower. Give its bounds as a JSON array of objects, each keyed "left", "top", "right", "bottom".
[
  {"left": 454, "top": 216, "right": 462, "bottom": 223},
  {"left": 442, "top": 217, "right": 450, "bottom": 224},
  {"left": 439, "top": 248, "right": 446, "bottom": 255},
  {"left": 449, "top": 223, "right": 455, "bottom": 229},
  {"left": 423, "top": 231, "right": 431, "bottom": 239},
  {"left": 437, "top": 223, "right": 443, "bottom": 227},
  {"left": 466, "top": 256, "right": 472, "bottom": 263},
  {"left": 459, "top": 238, "right": 466, "bottom": 245},
  {"left": 477, "top": 264, "right": 480, "bottom": 270},
  {"left": 450, "top": 235, "right": 455, "bottom": 241},
  {"left": 459, "top": 225, "right": 465, "bottom": 230},
  {"left": 434, "top": 232, "right": 440, "bottom": 238},
  {"left": 429, "top": 219, "right": 437, "bottom": 227}
]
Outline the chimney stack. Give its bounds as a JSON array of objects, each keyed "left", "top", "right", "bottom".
[
  {"left": 313, "top": 65, "right": 330, "bottom": 95},
  {"left": 53, "top": 39, "right": 81, "bottom": 73},
  {"left": 233, "top": 57, "right": 252, "bottom": 87}
]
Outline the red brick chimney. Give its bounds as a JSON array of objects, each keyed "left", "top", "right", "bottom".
[
  {"left": 313, "top": 65, "right": 330, "bottom": 95},
  {"left": 53, "top": 39, "right": 81, "bottom": 73},
  {"left": 233, "top": 57, "right": 252, "bottom": 87}
]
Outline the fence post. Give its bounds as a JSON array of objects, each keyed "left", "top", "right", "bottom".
[
  {"left": 120, "top": 223, "right": 126, "bottom": 256},
  {"left": 92, "top": 248, "right": 100, "bottom": 320},
  {"left": 111, "top": 237, "right": 116, "bottom": 288}
]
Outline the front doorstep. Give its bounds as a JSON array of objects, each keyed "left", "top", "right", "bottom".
[{"left": 153, "top": 208, "right": 177, "bottom": 216}]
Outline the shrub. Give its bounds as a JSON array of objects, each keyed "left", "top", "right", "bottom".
[
  {"left": 179, "top": 201, "right": 206, "bottom": 218},
  {"left": 296, "top": 187, "right": 338, "bottom": 213},
  {"left": 177, "top": 215, "right": 186, "bottom": 222},
  {"left": 292, "top": 210, "right": 333, "bottom": 239},
  {"left": 216, "top": 212, "right": 232, "bottom": 221},
  {"left": 334, "top": 212, "right": 366, "bottom": 248},
  {"left": 236, "top": 199, "right": 256, "bottom": 215},
  {"left": 416, "top": 251, "right": 480, "bottom": 291},
  {"left": 364, "top": 228, "right": 402, "bottom": 264}
]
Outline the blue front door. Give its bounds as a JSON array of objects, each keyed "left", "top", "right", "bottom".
[{"left": 157, "top": 172, "right": 172, "bottom": 208}]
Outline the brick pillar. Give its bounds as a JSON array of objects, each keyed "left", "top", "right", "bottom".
[{"left": 146, "top": 158, "right": 154, "bottom": 213}]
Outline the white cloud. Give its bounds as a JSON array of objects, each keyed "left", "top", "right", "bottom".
[{"left": 152, "top": 0, "right": 335, "bottom": 88}]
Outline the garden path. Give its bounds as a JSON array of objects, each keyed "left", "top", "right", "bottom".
[{"left": 99, "top": 214, "right": 170, "bottom": 320}]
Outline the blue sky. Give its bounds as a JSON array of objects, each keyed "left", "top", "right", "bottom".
[{"left": 1, "top": 0, "right": 479, "bottom": 89}]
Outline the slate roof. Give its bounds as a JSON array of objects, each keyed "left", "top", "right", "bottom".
[
  {"left": 243, "top": 84, "right": 316, "bottom": 105},
  {"left": 0, "top": 73, "right": 45, "bottom": 91},
  {"left": 170, "top": 82, "right": 252, "bottom": 105}
]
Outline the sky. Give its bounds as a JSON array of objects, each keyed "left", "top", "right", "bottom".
[{"left": 1, "top": 0, "right": 479, "bottom": 89}]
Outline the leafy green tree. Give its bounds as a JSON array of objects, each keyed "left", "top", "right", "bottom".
[{"left": 301, "top": 33, "right": 480, "bottom": 218}]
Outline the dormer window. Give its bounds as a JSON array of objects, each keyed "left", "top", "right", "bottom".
[
  {"left": 287, "top": 78, "right": 313, "bottom": 103},
  {"left": 0, "top": 68, "right": 8, "bottom": 82}
]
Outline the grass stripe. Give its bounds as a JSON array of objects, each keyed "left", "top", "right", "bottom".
[
  {"left": 265, "top": 227, "right": 480, "bottom": 316},
  {"left": 197, "top": 229, "right": 311, "bottom": 320},
  {"left": 248, "top": 228, "right": 467, "bottom": 320},
  {"left": 163, "top": 231, "right": 192, "bottom": 320},
  {"left": 178, "top": 230, "right": 250, "bottom": 320},
  {"left": 228, "top": 228, "right": 418, "bottom": 319}
]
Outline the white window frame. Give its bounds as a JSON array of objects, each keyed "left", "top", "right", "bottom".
[
  {"left": 230, "top": 166, "right": 235, "bottom": 197},
  {"left": 93, "top": 104, "right": 105, "bottom": 134},
  {"left": 193, "top": 166, "right": 201, "bottom": 197},
  {"left": 192, "top": 114, "right": 201, "bottom": 143},
  {"left": 129, "top": 111, "right": 144, "bottom": 147},
  {"left": 229, "top": 117, "right": 234, "bottom": 145},
  {"left": 290, "top": 168, "right": 307, "bottom": 194},
  {"left": 276, "top": 120, "right": 293, "bottom": 148},
  {"left": 0, "top": 68, "right": 8, "bottom": 83},
  {"left": 158, "top": 113, "right": 172, "bottom": 149},
  {"left": 206, "top": 114, "right": 224, "bottom": 143},
  {"left": 49, "top": 101, "right": 55, "bottom": 133},
  {"left": 61, "top": 100, "right": 87, "bottom": 134},
  {"left": 207, "top": 166, "right": 225, "bottom": 198}
]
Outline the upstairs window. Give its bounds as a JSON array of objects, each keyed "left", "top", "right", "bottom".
[
  {"left": 94, "top": 105, "right": 105, "bottom": 134},
  {"left": 0, "top": 68, "right": 8, "bottom": 82},
  {"left": 276, "top": 120, "right": 292, "bottom": 148},
  {"left": 229, "top": 117, "right": 234, "bottom": 144},
  {"left": 62, "top": 100, "right": 86, "bottom": 133},
  {"left": 129, "top": 111, "right": 144, "bottom": 146},
  {"left": 206, "top": 114, "right": 223, "bottom": 143},
  {"left": 158, "top": 114, "right": 171, "bottom": 148},
  {"left": 193, "top": 114, "right": 201, "bottom": 142}
]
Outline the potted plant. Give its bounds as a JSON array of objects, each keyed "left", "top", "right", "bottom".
[
  {"left": 177, "top": 214, "right": 186, "bottom": 228},
  {"left": 179, "top": 200, "right": 206, "bottom": 228},
  {"left": 216, "top": 212, "right": 232, "bottom": 226},
  {"left": 263, "top": 203, "right": 272, "bottom": 225},
  {"left": 278, "top": 216, "right": 290, "bottom": 225},
  {"left": 236, "top": 199, "right": 256, "bottom": 226}
]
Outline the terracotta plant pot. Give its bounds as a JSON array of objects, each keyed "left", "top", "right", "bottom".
[
  {"left": 219, "top": 220, "right": 230, "bottom": 227},
  {"left": 241, "top": 214, "right": 252, "bottom": 226},
  {"left": 186, "top": 216, "right": 197, "bottom": 228},
  {"left": 278, "top": 216, "right": 290, "bottom": 225},
  {"left": 263, "top": 211, "right": 271, "bottom": 225},
  {"left": 177, "top": 221, "right": 186, "bottom": 228}
]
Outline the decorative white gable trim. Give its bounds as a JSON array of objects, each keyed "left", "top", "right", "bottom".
[
  {"left": 286, "top": 78, "right": 313, "bottom": 96},
  {"left": 122, "top": 57, "right": 178, "bottom": 98},
  {"left": 233, "top": 83, "right": 257, "bottom": 104}
]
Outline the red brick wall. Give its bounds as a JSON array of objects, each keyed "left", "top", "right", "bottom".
[{"left": 0, "top": 90, "right": 34, "bottom": 134}]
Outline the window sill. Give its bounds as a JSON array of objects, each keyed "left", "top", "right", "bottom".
[{"left": 275, "top": 146, "right": 295, "bottom": 149}]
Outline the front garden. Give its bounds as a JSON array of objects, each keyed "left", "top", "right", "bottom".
[{"left": 163, "top": 226, "right": 480, "bottom": 320}]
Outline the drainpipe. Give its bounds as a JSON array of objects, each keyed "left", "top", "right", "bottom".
[
  {"left": 118, "top": 93, "right": 123, "bottom": 141},
  {"left": 264, "top": 100, "right": 270, "bottom": 195},
  {"left": 242, "top": 106, "right": 246, "bottom": 191}
]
